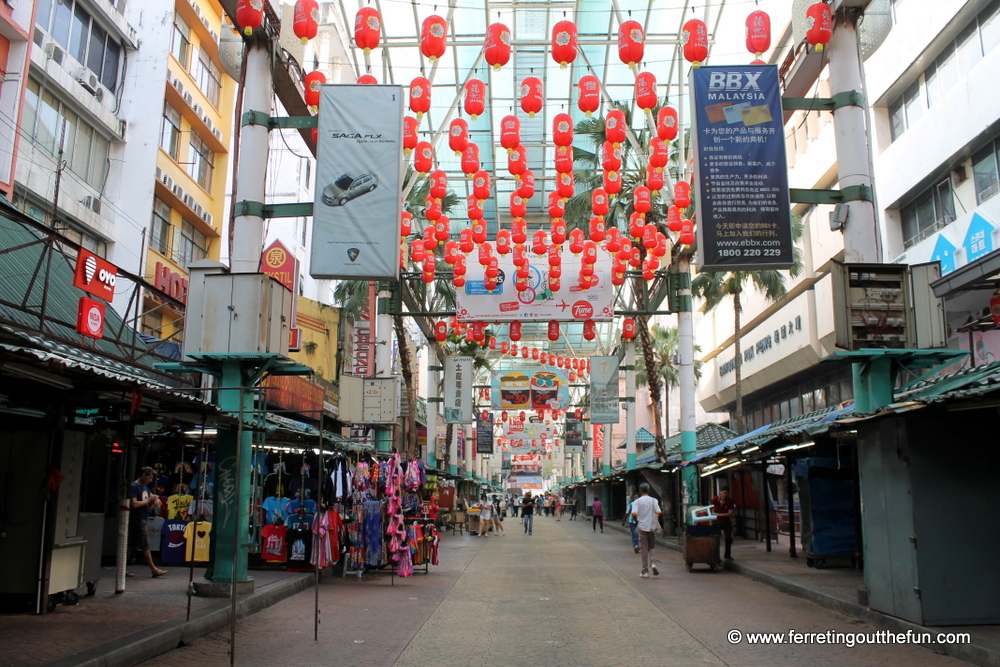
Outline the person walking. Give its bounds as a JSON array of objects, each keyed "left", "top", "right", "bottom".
[
  {"left": 555, "top": 496, "right": 563, "bottom": 521},
  {"left": 491, "top": 495, "right": 506, "bottom": 536},
  {"left": 711, "top": 487, "right": 737, "bottom": 560},
  {"left": 623, "top": 493, "right": 640, "bottom": 553},
  {"left": 130, "top": 467, "right": 167, "bottom": 578},
  {"left": 632, "top": 483, "right": 662, "bottom": 578},
  {"left": 477, "top": 493, "right": 492, "bottom": 537},
  {"left": 521, "top": 492, "right": 536, "bottom": 535},
  {"left": 542, "top": 495, "right": 551, "bottom": 517},
  {"left": 508, "top": 495, "right": 518, "bottom": 518},
  {"left": 592, "top": 497, "right": 604, "bottom": 532}
]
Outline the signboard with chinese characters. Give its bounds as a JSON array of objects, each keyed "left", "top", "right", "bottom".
[
  {"left": 476, "top": 412, "right": 494, "bottom": 454},
  {"left": 259, "top": 239, "right": 300, "bottom": 351},
  {"left": 490, "top": 367, "right": 570, "bottom": 411},
  {"left": 589, "top": 356, "right": 620, "bottom": 424},
  {"left": 691, "top": 65, "right": 793, "bottom": 271},
  {"left": 443, "top": 356, "right": 473, "bottom": 423}
]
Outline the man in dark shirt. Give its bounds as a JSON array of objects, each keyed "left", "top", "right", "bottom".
[
  {"left": 711, "top": 487, "right": 737, "bottom": 560},
  {"left": 521, "top": 492, "right": 536, "bottom": 535},
  {"left": 131, "top": 467, "right": 167, "bottom": 577}
]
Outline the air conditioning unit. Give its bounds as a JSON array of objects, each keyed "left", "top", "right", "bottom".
[
  {"left": 193, "top": 1, "right": 202, "bottom": 17},
  {"left": 82, "top": 196, "right": 102, "bottom": 215},
  {"left": 202, "top": 17, "right": 211, "bottom": 31},
  {"left": 172, "top": 183, "right": 185, "bottom": 199},
  {"left": 162, "top": 174, "right": 174, "bottom": 190},
  {"left": 77, "top": 70, "right": 99, "bottom": 94},
  {"left": 193, "top": 203, "right": 204, "bottom": 216},
  {"left": 183, "top": 92, "right": 193, "bottom": 106},
  {"left": 182, "top": 194, "right": 194, "bottom": 209},
  {"left": 173, "top": 78, "right": 185, "bottom": 95},
  {"left": 202, "top": 212, "right": 213, "bottom": 227},
  {"left": 93, "top": 87, "right": 104, "bottom": 103},
  {"left": 44, "top": 42, "right": 65, "bottom": 66},
  {"left": 155, "top": 166, "right": 163, "bottom": 181},
  {"left": 203, "top": 116, "right": 213, "bottom": 131},
  {"left": 192, "top": 103, "right": 203, "bottom": 117},
  {"left": 209, "top": 29, "right": 219, "bottom": 44},
  {"left": 212, "top": 128, "right": 222, "bottom": 141}
]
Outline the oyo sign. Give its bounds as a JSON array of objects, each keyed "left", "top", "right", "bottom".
[
  {"left": 76, "top": 297, "right": 106, "bottom": 339},
  {"left": 73, "top": 249, "right": 117, "bottom": 301}
]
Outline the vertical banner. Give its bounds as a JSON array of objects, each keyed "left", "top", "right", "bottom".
[
  {"left": 564, "top": 416, "right": 584, "bottom": 454},
  {"left": 476, "top": 413, "right": 494, "bottom": 454},
  {"left": 312, "top": 85, "right": 404, "bottom": 279},
  {"left": 589, "top": 356, "right": 620, "bottom": 424},
  {"left": 690, "top": 65, "right": 793, "bottom": 271},
  {"left": 593, "top": 424, "right": 604, "bottom": 459},
  {"left": 435, "top": 434, "right": 448, "bottom": 462},
  {"left": 443, "top": 356, "right": 473, "bottom": 423}
]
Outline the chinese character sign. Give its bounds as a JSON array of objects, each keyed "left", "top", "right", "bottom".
[
  {"left": 444, "top": 356, "right": 473, "bottom": 423},
  {"left": 691, "top": 65, "right": 793, "bottom": 271}
]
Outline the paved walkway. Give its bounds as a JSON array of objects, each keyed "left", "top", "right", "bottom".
[{"left": 135, "top": 515, "right": 967, "bottom": 667}]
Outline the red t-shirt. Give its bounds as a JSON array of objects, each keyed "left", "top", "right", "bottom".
[{"left": 711, "top": 495, "right": 737, "bottom": 526}]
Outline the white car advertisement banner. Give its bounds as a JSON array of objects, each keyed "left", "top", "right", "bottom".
[
  {"left": 311, "top": 85, "right": 403, "bottom": 279},
  {"left": 456, "top": 247, "right": 615, "bottom": 321}
]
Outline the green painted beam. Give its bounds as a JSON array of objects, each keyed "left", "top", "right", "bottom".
[{"left": 789, "top": 184, "right": 872, "bottom": 204}]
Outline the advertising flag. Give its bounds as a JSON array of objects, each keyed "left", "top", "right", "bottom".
[
  {"left": 443, "top": 356, "right": 473, "bottom": 423},
  {"left": 476, "top": 413, "right": 494, "bottom": 454},
  {"left": 589, "top": 356, "right": 620, "bottom": 424},
  {"left": 490, "top": 367, "right": 570, "bottom": 411}
]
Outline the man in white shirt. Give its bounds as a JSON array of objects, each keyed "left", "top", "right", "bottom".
[{"left": 631, "top": 483, "right": 662, "bottom": 578}]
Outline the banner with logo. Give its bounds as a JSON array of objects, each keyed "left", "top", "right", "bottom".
[
  {"left": 564, "top": 416, "right": 583, "bottom": 453},
  {"left": 690, "top": 65, "right": 793, "bottom": 271},
  {"left": 455, "top": 247, "right": 614, "bottom": 321},
  {"left": 490, "top": 367, "right": 570, "bottom": 411},
  {"left": 507, "top": 476, "right": 545, "bottom": 490},
  {"left": 443, "top": 356, "right": 473, "bottom": 423},
  {"left": 589, "top": 356, "right": 620, "bottom": 424},
  {"left": 311, "top": 85, "right": 403, "bottom": 279},
  {"left": 476, "top": 412, "right": 494, "bottom": 454},
  {"left": 73, "top": 249, "right": 117, "bottom": 301}
]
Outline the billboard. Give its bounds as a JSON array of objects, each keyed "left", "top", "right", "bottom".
[
  {"left": 455, "top": 246, "right": 615, "bottom": 321},
  {"left": 690, "top": 65, "right": 793, "bottom": 271},
  {"left": 490, "top": 367, "right": 570, "bottom": 411},
  {"left": 443, "top": 356, "right": 473, "bottom": 423},
  {"left": 312, "top": 85, "right": 403, "bottom": 279},
  {"left": 564, "top": 416, "right": 583, "bottom": 454},
  {"left": 589, "top": 356, "right": 620, "bottom": 424},
  {"left": 476, "top": 412, "right": 494, "bottom": 454}
]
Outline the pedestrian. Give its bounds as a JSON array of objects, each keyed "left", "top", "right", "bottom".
[
  {"left": 477, "top": 493, "right": 493, "bottom": 537},
  {"left": 542, "top": 495, "right": 551, "bottom": 517},
  {"left": 623, "top": 493, "right": 640, "bottom": 553},
  {"left": 555, "top": 496, "right": 563, "bottom": 521},
  {"left": 130, "top": 467, "right": 167, "bottom": 578},
  {"left": 632, "top": 483, "right": 662, "bottom": 578},
  {"left": 592, "top": 496, "right": 604, "bottom": 532},
  {"left": 711, "top": 486, "right": 737, "bottom": 560},
  {"left": 492, "top": 495, "right": 506, "bottom": 536},
  {"left": 521, "top": 491, "right": 536, "bottom": 535},
  {"left": 570, "top": 499, "right": 578, "bottom": 521},
  {"left": 509, "top": 495, "right": 518, "bottom": 518}
]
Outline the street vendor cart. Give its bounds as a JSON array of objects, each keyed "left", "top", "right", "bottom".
[{"left": 683, "top": 523, "right": 721, "bottom": 572}]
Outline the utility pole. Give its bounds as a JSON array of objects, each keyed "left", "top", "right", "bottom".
[
  {"left": 624, "top": 341, "right": 637, "bottom": 470},
  {"left": 677, "top": 256, "right": 698, "bottom": 514}
]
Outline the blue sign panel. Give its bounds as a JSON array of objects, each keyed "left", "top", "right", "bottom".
[
  {"left": 930, "top": 235, "right": 957, "bottom": 274},
  {"left": 962, "top": 213, "right": 996, "bottom": 263},
  {"left": 691, "top": 65, "right": 793, "bottom": 271}
]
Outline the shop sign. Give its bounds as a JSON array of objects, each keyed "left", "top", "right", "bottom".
[
  {"left": 76, "top": 296, "right": 105, "bottom": 339},
  {"left": 153, "top": 262, "right": 189, "bottom": 304},
  {"left": 73, "top": 249, "right": 117, "bottom": 301},
  {"left": 260, "top": 240, "right": 301, "bottom": 350},
  {"left": 266, "top": 374, "right": 323, "bottom": 414},
  {"left": 589, "top": 356, "right": 620, "bottom": 424},
  {"left": 719, "top": 315, "right": 803, "bottom": 377},
  {"left": 593, "top": 424, "right": 604, "bottom": 458},
  {"left": 443, "top": 356, "right": 473, "bottom": 423},
  {"left": 435, "top": 433, "right": 447, "bottom": 461},
  {"left": 352, "top": 282, "right": 376, "bottom": 377}
]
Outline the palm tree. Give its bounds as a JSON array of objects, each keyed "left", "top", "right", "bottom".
[
  {"left": 635, "top": 324, "right": 702, "bottom": 440},
  {"left": 691, "top": 218, "right": 804, "bottom": 434}
]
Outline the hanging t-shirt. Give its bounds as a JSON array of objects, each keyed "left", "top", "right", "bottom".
[
  {"left": 146, "top": 516, "right": 165, "bottom": 552},
  {"left": 285, "top": 515, "right": 313, "bottom": 570},
  {"left": 160, "top": 519, "right": 189, "bottom": 564},
  {"left": 262, "top": 497, "right": 290, "bottom": 525},
  {"left": 189, "top": 498, "right": 213, "bottom": 521},
  {"left": 289, "top": 476, "right": 318, "bottom": 500},
  {"left": 286, "top": 498, "right": 317, "bottom": 516},
  {"left": 261, "top": 525, "right": 287, "bottom": 562},
  {"left": 167, "top": 494, "right": 194, "bottom": 520},
  {"left": 184, "top": 522, "right": 212, "bottom": 562}
]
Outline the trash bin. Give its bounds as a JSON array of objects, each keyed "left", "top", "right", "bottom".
[{"left": 683, "top": 523, "right": 721, "bottom": 572}]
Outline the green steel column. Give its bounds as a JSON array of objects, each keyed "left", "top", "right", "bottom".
[
  {"left": 375, "top": 429, "right": 392, "bottom": 452},
  {"left": 852, "top": 357, "right": 895, "bottom": 414},
  {"left": 681, "top": 431, "right": 698, "bottom": 508}
]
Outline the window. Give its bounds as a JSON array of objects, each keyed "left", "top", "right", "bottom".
[
  {"left": 170, "top": 13, "right": 191, "bottom": 69},
  {"left": 160, "top": 104, "right": 181, "bottom": 160},
  {"left": 973, "top": 141, "right": 1000, "bottom": 204},
  {"left": 982, "top": 1, "right": 1000, "bottom": 55},
  {"left": 177, "top": 221, "right": 207, "bottom": 267},
  {"left": 141, "top": 311, "right": 163, "bottom": 336},
  {"left": 901, "top": 178, "right": 955, "bottom": 246},
  {"left": 150, "top": 198, "right": 171, "bottom": 255},
  {"left": 924, "top": 45, "right": 956, "bottom": 107},
  {"left": 188, "top": 134, "right": 214, "bottom": 191},
  {"left": 192, "top": 49, "right": 222, "bottom": 108},
  {"left": 70, "top": 3, "right": 89, "bottom": 63},
  {"left": 50, "top": 0, "right": 72, "bottom": 49},
  {"left": 36, "top": 0, "right": 122, "bottom": 93}
]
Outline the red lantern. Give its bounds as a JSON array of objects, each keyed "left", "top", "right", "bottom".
[
  {"left": 510, "top": 192, "right": 527, "bottom": 219},
  {"left": 667, "top": 205, "right": 682, "bottom": 232},
  {"left": 532, "top": 230, "right": 548, "bottom": 256},
  {"left": 434, "top": 216, "right": 450, "bottom": 242},
  {"left": 605, "top": 110, "right": 627, "bottom": 146},
  {"left": 473, "top": 170, "right": 491, "bottom": 201},
  {"left": 477, "top": 242, "right": 492, "bottom": 267},
  {"left": 547, "top": 245, "right": 561, "bottom": 267},
  {"left": 500, "top": 115, "right": 521, "bottom": 152},
  {"left": 472, "top": 220, "right": 487, "bottom": 246},
  {"left": 642, "top": 223, "right": 658, "bottom": 250},
  {"left": 429, "top": 170, "right": 448, "bottom": 201},
  {"left": 618, "top": 20, "right": 645, "bottom": 68},
  {"left": 548, "top": 192, "right": 566, "bottom": 219},
  {"left": 646, "top": 168, "right": 664, "bottom": 193},
  {"left": 601, "top": 141, "right": 622, "bottom": 172},
  {"left": 508, "top": 145, "right": 527, "bottom": 178},
  {"left": 354, "top": 7, "right": 381, "bottom": 54},
  {"left": 548, "top": 321, "right": 560, "bottom": 342},
  {"left": 649, "top": 137, "right": 668, "bottom": 172},
  {"left": 806, "top": 3, "right": 833, "bottom": 52},
  {"left": 581, "top": 320, "right": 596, "bottom": 341},
  {"left": 746, "top": 10, "right": 771, "bottom": 60},
  {"left": 592, "top": 189, "right": 609, "bottom": 218},
  {"left": 485, "top": 22, "right": 512, "bottom": 70},
  {"left": 501, "top": 410, "right": 508, "bottom": 422},
  {"left": 410, "top": 239, "right": 426, "bottom": 264},
  {"left": 551, "top": 20, "right": 578, "bottom": 68},
  {"left": 589, "top": 217, "right": 606, "bottom": 243},
  {"left": 682, "top": 19, "right": 709, "bottom": 66},
  {"left": 549, "top": 273, "right": 561, "bottom": 293},
  {"left": 303, "top": 71, "right": 325, "bottom": 111},
  {"left": 413, "top": 141, "right": 433, "bottom": 173},
  {"left": 657, "top": 107, "right": 678, "bottom": 142},
  {"left": 423, "top": 225, "right": 438, "bottom": 251},
  {"left": 606, "top": 227, "right": 623, "bottom": 253},
  {"left": 461, "top": 143, "right": 480, "bottom": 177},
  {"left": 635, "top": 72, "right": 658, "bottom": 110},
  {"left": 629, "top": 212, "right": 645, "bottom": 239},
  {"left": 509, "top": 321, "right": 522, "bottom": 341},
  {"left": 519, "top": 170, "right": 536, "bottom": 199},
  {"left": 401, "top": 210, "right": 412, "bottom": 237},
  {"left": 531, "top": 348, "right": 540, "bottom": 360},
  {"left": 679, "top": 220, "right": 695, "bottom": 247},
  {"left": 403, "top": 116, "right": 418, "bottom": 154},
  {"left": 500, "top": 342, "right": 509, "bottom": 354},
  {"left": 294, "top": 0, "right": 318, "bottom": 44},
  {"left": 434, "top": 320, "right": 448, "bottom": 342},
  {"left": 496, "top": 229, "right": 512, "bottom": 255},
  {"left": 991, "top": 290, "right": 1000, "bottom": 326},
  {"left": 622, "top": 318, "right": 636, "bottom": 340},
  {"left": 422, "top": 257, "right": 436, "bottom": 284},
  {"left": 634, "top": 185, "right": 651, "bottom": 214},
  {"left": 553, "top": 113, "right": 574, "bottom": 147},
  {"left": 674, "top": 180, "right": 691, "bottom": 209},
  {"left": 578, "top": 75, "right": 600, "bottom": 116},
  {"left": 443, "top": 240, "right": 458, "bottom": 265},
  {"left": 421, "top": 15, "right": 448, "bottom": 61},
  {"left": 467, "top": 194, "right": 484, "bottom": 221},
  {"left": 485, "top": 257, "right": 499, "bottom": 282},
  {"left": 458, "top": 228, "right": 474, "bottom": 254},
  {"left": 357, "top": 74, "right": 377, "bottom": 84},
  {"left": 464, "top": 79, "right": 486, "bottom": 119},
  {"left": 629, "top": 246, "right": 642, "bottom": 268},
  {"left": 520, "top": 77, "right": 543, "bottom": 117},
  {"left": 512, "top": 220, "right": 528, "bottom": 246},
  {"left": 410, "top": 77, "right": 431, "bottom": 117},
  {"left": 449, "top": 118, "right": 469, "bottom": 155},
  {"left": 551, "top": 218, "right": 567, "bottom": 245},
  {"left": 236, "top": 0, "right": 264, "bottom": 35},
  {"left": 557, "top": 172, "right": 575, "bottom": 200},
  {"left": 554, "top": 145, "right": 574, "bottom": 174},
  {"left": 604, "top": 170, "right": 621, "bottom": 195}
]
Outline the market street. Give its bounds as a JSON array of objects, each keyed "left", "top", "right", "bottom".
[{"left": 139, "top": 516, "right": 966, "bottom": 667}]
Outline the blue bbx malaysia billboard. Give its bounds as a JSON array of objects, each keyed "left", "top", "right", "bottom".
[{"left": 690, "top": 65, "right": 793, "bottom": 271}]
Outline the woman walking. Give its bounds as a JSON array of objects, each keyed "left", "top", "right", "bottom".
[
  {"left": 491, "top": 496, "right": 506, "bottom": 536},
  {"left": 477, "top": 493, "right": 492, "bottom": 537}
]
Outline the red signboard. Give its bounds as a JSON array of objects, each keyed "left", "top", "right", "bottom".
[
  {"left": 259, "top": 240, "right": 298, "bottom": 292},
  {"left": 153, "top": 262, "right": 189, "bottom": 304},
  {"left": 73, "top": 249, "right": 117, "bottom": 301},
  {"left": 76, "top": 297, "right": 106, "bottom": 339},
  {"left": 266, "top": 374, "right": 323, "bottom": 414},
  {"left": 593, "top": 424, "right": 604, "bottom": 458}
]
